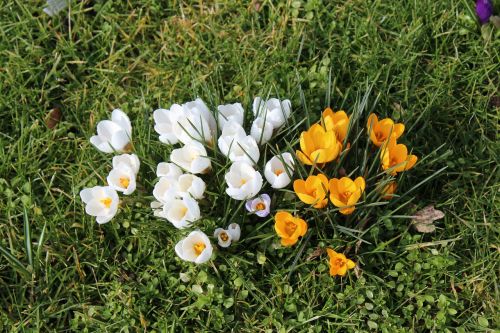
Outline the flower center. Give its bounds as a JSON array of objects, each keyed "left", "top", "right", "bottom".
[
  {"left": 334, "top": 258, "right": 345, "bottom": 267},
  {"left": 285, "top": 221, "right": 297, "bottom": 236},
  {"left": 274, "top": 169, "right": 284, "bottom": 176},
  {"left": 240, "top": 178, "right": 247, "bottom": 186},
  {"left": 100, "top": 197, "right": 112, "bottom": 208},
  {"left": 220, "top": 232, "right": 229, "bottom": 242},
  {"left": 194, "top": 242, "right": 206, "bottom": 255},
  {"left": 119, "top": 176, "right": 130, "bottom": 188},
  {"left": 180, "top": 206, "right": 188, "bottom": 218},
  {"left": 375, "top": 131, "right": 385, "bottom": 141},
  {"left": 255, "top": 202, "right": 266, "bottom": 211}
]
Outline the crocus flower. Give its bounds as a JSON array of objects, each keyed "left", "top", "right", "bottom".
[
  {"left": 245, "top": 194, "right": 271, "bottom": 217},
  {"left": 153, "top": 177, "right": 180, "bottom": 203},
  {"left": 224, "top": 162, "right": 263, "bottom": 200},
  {"left": 156, "top": 162, "right": 183, "bottom": 178},
  {"left": 217, "top": 103, "right": 245, "bottom": 129},
  {"left": 90, "top": 109, "right": 132, "bottom": 153},
  {"left": 329, "top": 176, "right": 365, "bottom": 215},
  {"left": 274, "top": 211, "right": 307, "bottom": 246},
  {"left": 253, "top": 97, "right": 292, "bottom": 128},
  {"left": 107, "top": 164, "right": 137, "bottom": 195},
  {"left": 321, "top": 108, "right": 350, "bottom": 143},
  {"left": 366, "top": 113, "right": 404, "bottom": 147},
  {"left": 153, "top": 104, "right": 184, "bottom": 144},
  {"left": 177, "top": 174, "right": 206, "bottom": 200},
  {"left": 264, "top": 153, "right": 295, "bottom": 189},
  {"left": 175, "top": 230, "right": 213, "bottom": 264},
  {"left": 296, "top": 124, "right": 341, "bottom": 165},
  {"left": 476, "top": 0, "right": 493, "bottom": 24},
  {"left": 382, "top": 181, "right": 397, "bottom": 200},
  {"left": 380, "top": 138, "right": 417, "bottom": 175},
  {"left": 327, "top": 249, "right": 356, "bottom": 277},
  {"left": 227, "top": 223, "right": 241, "bottom": 241},
  {"left": 214, "top": 224, "right": 241, "bottom": 247},
  {"left": 250, "top": 117, "right": 274, "bottom": 144},
  {"left": 293, "top": 174, "right": 329, "bottom": 209},
  {"left": 112, "top": 153, "right": 140, "bottom": 175},
  {"left": 170, "top": 141, "right": 212, "bottom": 174},
  {"left": 218, "top": 121, "right": 260, "bottom": 165},
  {"left": 80, "top": 186, "right": 119, "bottom": 224},
  {"left": 154, "top": 196, "right": 201, "bottom": 229}
]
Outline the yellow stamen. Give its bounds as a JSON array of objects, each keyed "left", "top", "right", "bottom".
[
  {"left": 274, "top": 169, "right": 284, "bottom": 176},
  {"left": 194, "top": 242, "right": 206, "bottom": 255},
  {"left": 285, "top": 221, "right": 297, "bottom": 236},
  {"left": 100, "top": 197, "right": 112, "bottom": 208},
  {"left": 119, "top": 176, "right": 130, "bottom": 189},
  {"left": 255, "top": 202, "right": 266, "bottom": 211},
  {"left": 220, "top": 232, "right": 229, "bottom": 242},
  {"left": 180, "top": 206, "right": 188, "bottom": 217},
  {"left": 240, "top": 179, "right": 247, "bottom": 185}
]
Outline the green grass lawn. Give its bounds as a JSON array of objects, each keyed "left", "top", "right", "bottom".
[{"left": 1, "top": 0, "right": 499, "bottom": 331}]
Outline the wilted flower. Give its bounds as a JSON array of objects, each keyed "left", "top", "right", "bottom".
[
  {"left": 274, "top": 211, "right": 307, "bottom": 246},
  {"left": 218, "top": 121, "right": 260, "bottom": 165},
  {"left": 296, "top": 124, "right": 341, "bottom": 165},
  {"left": 80, "top": 186, "right": 119, "bottom": 224},
  {"left": 250, "top": 117, "right": 274, "bottom": 144},
  {"left": 112, "top": 153, "right": 140, "bottom": 175},
  {"left": 321, "top": 108, "right": 350, "bottom": 143},
  {"left": 213, "top": 224, "right": 241, "bottom": 248},
  {"left": 156, "top": 162, "right": 183, "bottom": 178},
  {"left": 476, "top": 0, "right": 493, "bottom": 24},
  {"left": 107, "top": 164, "right": 137, "bottom": 195},
  {"left": 170, "top": 141, "right": 212, "bottom": 174},
  {"left": 245, "top": 194, "right": 271, "bottom": 217},
  {"left": 382, "top": 181, "right": 397, "bottom": 200},
  {"left": 380, "top": 138, "right": 417, "bottom": 175},
  {"left": 217, "top": 103, "right": 245, "bottom": 129},
  {"left": 329, "top": 176, "right": 365, "bottom": 215},
  {"left": 264, "top": 153, "right": 295, "bottom": 189},
  {"left": 327, "top": 248, "right": 356, "bottom": 277},
  {"left": 225, "top": 162, "right": 263, "bottom": 200},
  {"left": 154, "top": 196, "right": 200, "bottom": 229},
  {"left": 253, "top": 97, "right": 291, "bottom": 129},
  {"left": 178, "top": 174, "right": 206, "bottom": 199},
  {"left": 293, "top": 174, "right": 329, "bottom": 209},
  {"left": 90, "top": 109, "right": 132, "bottom": 153},
  {"left": 366, "top": 113, "right": 405, "bottom": 147},
  {"left": 175, "top": 230, "right": 213, "bottom": 264}
]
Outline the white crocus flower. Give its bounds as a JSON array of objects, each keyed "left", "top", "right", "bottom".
[
  {"left": 156, "top": 196, "right": 201, "bottom": 229},
  {"left": 227, "top": 223, "right": 241, "bottom": 241},
  {"left": 264, "top": 152, "right": 295, "bottom": 189},
  {"left": 107, "top": 164, "right": 137, "bottom": 195},
  {"left": 170, "top": 141, "right": 211, "bottom": 174},
  {"left": 213, "top": 228, "right": 233, "bottom": 247},
  {"left": 250, "top": 117, "right": 274, "bottom": 144},
  {"left": 153, "top": 104, "right": 184, "bottom": 144},
  {"left": 173, "top": 98, "right": 217, "bottom": 145},
  {"left": 80, "top": 186, "right": 119, "bottom": 224},
  {"left": 253, "top": 97, "right": 291, "bottom": 128},
  {"left": 153, "top": 177, "right": 180, "bottom": 203},
  {"left": 175, "top": 230, "right": 213, "bottom": 264},
  {"left": 225, "top": 162, "right": 263, "bottom": 200},
  {"left": 217, "top": 103, "right": 244, "bottom": 129},
  {"left": 90, "top": 109, "right": 132, "bottom": 153},
  {"left": 178, "top": 174, "right": 206, "bottom": 199},
  {"left": 218, "top": 121, "right": 260, "bottom": 165},
  {"left": 156, "top": 162, "right": 183, "bottom": 178},
  {"left": 113, "top": 153, "right": 140, "bottom": 175}
]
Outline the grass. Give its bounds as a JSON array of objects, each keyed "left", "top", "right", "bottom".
[{"left": 0, "top": 0, "right": 499, "bottom": 331}]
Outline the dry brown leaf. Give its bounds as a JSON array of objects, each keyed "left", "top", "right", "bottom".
[
  {"left": 306, "top": 247, "right": 324, "bottom": 261},
  {"left": 412, "top": 205, "right": 445, "bottom": 233},
  {"left": 45, "top": 107, "right": 62, "bottom": 129}
]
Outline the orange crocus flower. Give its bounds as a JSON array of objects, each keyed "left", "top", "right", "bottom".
[
  {"left": 274, "top": 211, "right": 308, "bottom": 246},
  {"left": 382, "top": 181, "right": 397, "bottom": 200},
  {"left": 296, "top": 124, "right": 341, "bottom": 165},
  {"left": 380, "top": 138, "right": 417, "bottom": 175},
  {"left": 322, "top": 108, "right": 350, "bottom": 143},
  {"left": 293, "top": 174, "right": 329, "bottom": 208},
  {"left": 327, "top": 248, "right": 356, "bottom": 276},
  {"left": 329, "top": 176, "right": 365, "bottom": 215},
  {"left": 366, "top": 113, "right": 405, "bottom": 147}
]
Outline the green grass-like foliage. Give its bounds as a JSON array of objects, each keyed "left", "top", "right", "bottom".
[{"left": 0, "top": 0, "right": 498, "bottom": 331}]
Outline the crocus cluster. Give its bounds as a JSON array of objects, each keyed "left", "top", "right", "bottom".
[{"left": 80, "top": 110, "right": 140, "bottom": 223}]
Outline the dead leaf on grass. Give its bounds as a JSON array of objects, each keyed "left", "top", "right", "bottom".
[
  {"left": 45, "top": 106, "right": 62, "bottom": 129},
  {"left": 412, "top": 205, "right": 445, "bottom": 233}
]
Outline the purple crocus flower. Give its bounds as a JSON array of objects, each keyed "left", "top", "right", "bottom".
[
  {"left": 245, "top": 194, "right": 271, "bottom": 217},
  {"left": 476, "top": 0, "right": 493, "bottom": 24}
]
